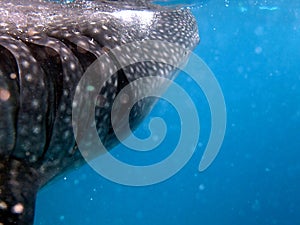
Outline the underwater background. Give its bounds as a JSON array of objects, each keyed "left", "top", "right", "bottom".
[{"left": 35, "top": 0, "right": 300, "bottom": 224}]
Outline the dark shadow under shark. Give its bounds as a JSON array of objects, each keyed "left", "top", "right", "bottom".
[{"left": 0, "top": 0, "right": 199, "bottom": 224}]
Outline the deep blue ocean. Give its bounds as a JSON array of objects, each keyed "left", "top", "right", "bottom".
[{"left": 35, "top": 1, "right": 300, "bottom": 224}]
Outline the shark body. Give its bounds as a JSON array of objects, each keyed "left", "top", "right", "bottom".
[{"left": 0, "top": 0, "right": 199, "bottom": 224}]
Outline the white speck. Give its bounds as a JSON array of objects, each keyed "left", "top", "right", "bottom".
[
  {"left": 74, "top": 179, "right": 79, "bottom": 185},
  {"left": 9, "top": 43, "right": 18, "bottom": 50},
  {"left": 22, "top": 60, "right": 30, "bottom": 68},
  {"left": 198, "top": 184, "right": 205, "bottom": 191},
  {"left": 63, "top": 90, "right": 69, "bottom": 96},
  {"left": 61, "top": 47, "right": 69, "bottom": 54},
  {"left": 120, "top": 93, "right": 129, "bottom": 104},
  {"left": 102, "top": 25, "right": 108, "bottom": 30},
  {"left": 0, "top": 88, "right": 10, "bottom": 101},
  {"left": 59, "top": 215, "right": 65, "bottom": 221},
  {"left": 32, "top": 99, "right": 39, "bottom": 108},
  {"left": 72, "top": 101, "right": 78, "bottom": 108},
  {"left": 32, "top": 126, "right": 41, "bottom": 134},
  {"left": 29, "top": 155, "right": 37, "bottom": 163},
  {"left": 87, "top": 85, "right": 95, "bottom": 91},
  {"left": 225, "top": 0, "right": 230, "bottom": 7},
  {"left": 37, "top": 114, "right": 43, "bottom": 122},
  {"left": 104, "top": 34, "right": 112, "bottom": 40},
  {"left": 259, "top": 6, "right": 279, "bottom": 11},
  {"left": 25, "top": 74, "right": 32, "bottom": 82},
  {"left": 92, "top": 28, "right": 100, "bottom": 34},
  {"left": 239, "top": 6, "right": 248, "bottom": 12},
  {"left": 255, "top": 46, "right": 262, "bottom": 54},
  {"left": 70, "top": 62, "right": 76, "bottom": 71},
  {"left": 197, "top": 142, "right": 203, "bottom": 148},
  {"left": 0, "top": 201, "right": 7, "bottom": 210},
  {"left": 60, "top": 104, "right": 66, "bottom": 112},
  {"left": 10, "top": 73, "right": 17, "bottom": 79},
  {"left": 12, "top": 203, "right": 24, "bottom": 214}
]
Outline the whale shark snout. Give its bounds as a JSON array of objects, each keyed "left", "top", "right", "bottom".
[{"left": 0, "top": 0, "right": 199, "bottom": 224}]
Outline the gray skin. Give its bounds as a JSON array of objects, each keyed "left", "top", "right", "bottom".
[{"left": 0, "top": 0, "right": 199, "bottom": 224}]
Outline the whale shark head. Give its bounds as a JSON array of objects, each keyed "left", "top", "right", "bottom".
[{"left": 0, "top": 0, "right": 199, "bottom": 224}]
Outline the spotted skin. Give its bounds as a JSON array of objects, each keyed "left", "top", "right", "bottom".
[{"left": 0, "top": 0, "right": 199, "bottom": 224}]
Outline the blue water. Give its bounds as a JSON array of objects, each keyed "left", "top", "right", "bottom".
[{"left": 35, "top": 1, "right": 300, "bottom": 224}]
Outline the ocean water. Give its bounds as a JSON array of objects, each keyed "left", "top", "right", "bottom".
[{"left": 35, "top": 0, "right": 300, "bottom": 225}]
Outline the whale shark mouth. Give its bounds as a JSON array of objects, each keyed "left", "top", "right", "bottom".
[{"left": 0, "top": 0, "right": 199, "bottom": 224}]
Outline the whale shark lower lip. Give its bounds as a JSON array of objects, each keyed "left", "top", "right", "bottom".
[{"left": 0, "top": 0, "right": 199, "bottom": 224}]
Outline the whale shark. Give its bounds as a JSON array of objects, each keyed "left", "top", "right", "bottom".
[{"left": 0, "top": 0, "right": 199, "bottom": 224}]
